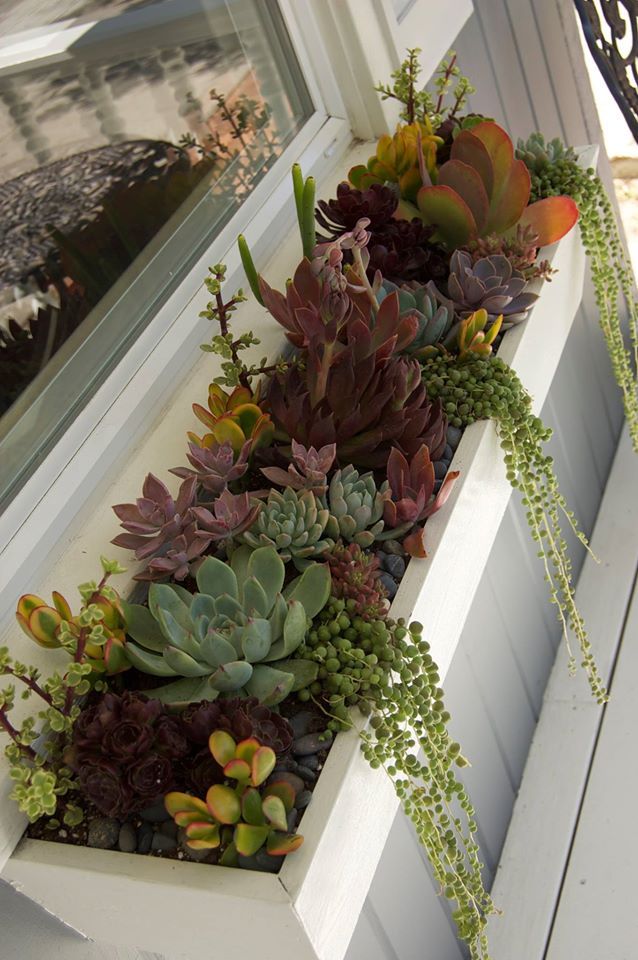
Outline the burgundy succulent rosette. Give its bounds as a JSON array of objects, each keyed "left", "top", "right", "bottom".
[{"left": 71, "top": 691, "right": 188, "bottom": 818}]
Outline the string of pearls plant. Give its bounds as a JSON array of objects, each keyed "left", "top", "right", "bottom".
[
  {"left": 517, "top": 134, "right": 638, "bottom": 452},
  {"left": 422, "top": 354, "right": 607, "bottom": 702}
]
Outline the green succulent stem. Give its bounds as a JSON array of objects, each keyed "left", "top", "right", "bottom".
[
  {"left": 301, "top": 174, "right": 316, "bottom": 260},
  {"left": 238, "top": 234, "right": 264, "bottom": 307}
]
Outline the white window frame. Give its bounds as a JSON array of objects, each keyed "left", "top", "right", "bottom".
[{"left": 0, "top": 0, "right": 474, "bottom": 622}]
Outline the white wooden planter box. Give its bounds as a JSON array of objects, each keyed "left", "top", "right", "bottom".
[{"left": 1, "top": 147, "right": 594, "bottom": 960}]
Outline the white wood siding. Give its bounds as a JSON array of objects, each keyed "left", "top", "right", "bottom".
[{"left": 346, "top": 1, "right": 626, "bottom": 956}]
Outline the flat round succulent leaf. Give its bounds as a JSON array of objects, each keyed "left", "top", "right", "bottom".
[
  {"left": 206, "top": 784, "right": 241, "bottom": 825},
  {"left": 209, "top": 730, "right": 237, "bottom": 766},
  {"left": 263, "top": 780, "right": 296, "bottom": 812},
  {"left": 262, "top": 794, "right": 288, "bottom": 832},
  {"left": 266, "top": 831, "right": 304, "bottom": 856},
  {"left": 196, "top": 556, "right": 239, "bottom": 601},
  {"left": 234, "top": 823, "right": 270, "bottom": 857}
]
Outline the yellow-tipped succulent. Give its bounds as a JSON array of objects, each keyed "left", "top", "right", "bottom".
[
  {"left": 457, "top": 309, "right": 503, "bottom": 360},
  {"left": 349, "top": 121, "right": 443, "bottom": 203},
  {"left": 189, "top": 383, "right": 274, "bottom": 454}
]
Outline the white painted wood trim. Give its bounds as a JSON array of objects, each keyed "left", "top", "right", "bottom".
[
  {"left": 487, "top": 424, "right": 638, "bottom": 959},
  {"left": 1, "top": 147, "right": 594, "bottom": 960}
]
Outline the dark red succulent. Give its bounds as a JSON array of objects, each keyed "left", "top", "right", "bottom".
[
  {"left": 327, "top": 542, "right": 388, "bottom": 620},
  {"left": 71, "top": 691, "right": 188, "bottom": 818},
  {"left": 315, "top": 182, "right": 399, "bottom": 236},
  {"left": 384, "top": 446, "right": 459, "bottom": 558}
]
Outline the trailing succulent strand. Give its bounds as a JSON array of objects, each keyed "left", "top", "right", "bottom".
[
  {"left": 517, "top": 132, "right": 638, "bottom": 452},
  {"left": 295, "top": 598, "right": 494, "bottom": 959},
  {"left": 422, "top": 352, "right": 607, "bottom": 702}
]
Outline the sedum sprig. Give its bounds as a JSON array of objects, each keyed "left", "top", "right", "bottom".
[
  {"left": 0, "top": 558, "right": 126, "bottom": 825},
  {"left": 375, "top": 49, "right": 475, "bottom": 129}
]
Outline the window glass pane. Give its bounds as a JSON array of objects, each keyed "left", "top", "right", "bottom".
[{"left": 0, "top": 0, "right": 313, "bottom": 510}]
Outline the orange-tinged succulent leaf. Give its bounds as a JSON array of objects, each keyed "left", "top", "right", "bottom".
[
  {"left": 348, "top": 164, "right": 372, "bottom": 188},
  {"left": 241, "top": 787, "right": 266, "bottom": 826},
  {"left": 263, "top": 780, "right": 296, "bottom": 812},
  {"left": 234, "top": 823, "right": 270, "bottom": 856},
  {"left": 235, "top": 737, "right": 261, "bottom": 763},
  {"left": 175, "top": 810, "right": 207, "bottom": 827},
  {"left": 403, "top": 525, "right": 428, "bottom": 558},
  {"left": 398, "top": 167, "right": 423, "bottom": 202},
  {"left": 469, "top": 121, "right": 516, "bottom": 197},
  {"left": 192, "top": 402, "right": 217, "bottom": 430},
  {"left": 227, "top": 385, "right": 253, "bottom": 410},
  {"left": 223, "top": 757, "right": 252, "bottom": 781},
  {"left": 211, "top": 418, "right": 247, "bottom": 454},
  {"left": 16, "top": 595, "right": 45, "bottom": 620},
  {"left": 103, "top": 637, "right": 130, "bottom": 674},
  {"left": 26, "top": 606, "right": 63, "bottom": 647},
  {"left": 251, "top": 746, "right": 276, "bottom": 786},
  {"left": 165, "top": 792, "right": 210, "bottom": 818},
  {"left": 185, "top": 822, "right": 221, "bottom": 847},
  {"left": 266, "top": 832, "right": 304, "bottom": 856},
  {"left": 486, "top": 158, "right": 530, "bottom": 235},
  {"left": 417, "top": 185, "right": 478, "bottom": 248},
  {"left": 437, "top": 160, "right": 490, "bottom": 234},
  {"left": 209, "top": 730, "right": 237, "bottom": 766},
  {"left": 450, "top": 130, "right": 494, "bottom": 197},
  {"left": 232, "top": 403, "right": 264, "bottom": 437},
  {"left": 518, "top": 195, "right": 579, "bottom": 246},
  {"left": 51, "top": 591, "right": 72, "bottom": 620},
  {"left": 484, "top": 314, "right": 504, "bottom": 345},
  {"left": 206, "top": 784, "right": 241, "bottom": 824},
  {"left": 262, "top": 794, "right": 288, "bottom": 832}
]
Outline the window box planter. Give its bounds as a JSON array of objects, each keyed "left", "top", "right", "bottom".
[{"left": 1, "top": 147, "right": 595, "bottom": 960}]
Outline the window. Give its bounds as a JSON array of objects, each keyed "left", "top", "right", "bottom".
[{"left": 0, "top": 0, "right": 315, "bottom": 510}]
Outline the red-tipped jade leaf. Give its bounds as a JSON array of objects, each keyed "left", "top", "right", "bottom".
[
  {"left": 262, "top": 795, "right": 288, "bottom": 832},
  {"left": 450, "top": 130, "right": 494, "bottom": 197},
  {"left": 518, "top": 196, "right": 579, "bottom": 246},
  {"left": 164, "top": 792, "right": 209, "bottom": 818},
  {"left": 174, "top": 810, "right": 208, "bottom": 828},
  {"left": 266, "top": 832, "right": 304, "bottom": 856},
  {"left": 235, "top": 737, "right": 261, "bottom": 764},
  {"left": 416, "top": 185, "right": 478, "bottom": 248},
  {"left": 468, "top": 121, "right": 516, "bottom": 193},
  {"left": 209, "top": 730, "right": 236, "bottom": 767},
  {"left": 26, "top": 606, "right": 63, "bottom": 646},
  {"left": 241, "top": 787, "right": 266, "bottom": 826},
  {"left": 206, "top": 784, "right": 241, "bottom": 824},
  {"left": 185, "top": 822, "right": 221, "bottom": 846},
  {"left": 263, "top": 780, "right": 296, "bottom": 813},
  {"left": 437, "top": 159, "right": 489, "bottom": 235},
  {"left": 486, "top": 158, "right": 530, "bottom": 234},
  {"left": 51, "top": 591, "right": 73, "bottom": 620},
  {"left": 223, "top": 758, "right": 251, "bottom": 781},
  {"left": 234, "top": 823, "right": 270, "bottom": 856},
  {"left": 251, "top": 746, "right": 276, "bottom": 786}
]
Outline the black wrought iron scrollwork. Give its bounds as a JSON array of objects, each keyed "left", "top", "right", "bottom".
[{"left": 574, "top": 0, "right": 638, "bottom": 141}]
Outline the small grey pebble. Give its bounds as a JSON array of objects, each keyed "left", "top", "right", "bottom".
[
  {"left": 139, "top": 801, "right": 171, "bottom": 823},
  {"left": 384, "top": 554, "right": 405, "bottom": 579},
  {"left": 292, "top": 731, "right": 333, "bottom": 756},
  {"left": 151, "top": 832, "right": 177, "bottom": 853},
  {"left": 287, "top": 809, "right": 298, "bottom": 831},
  {"left": 255, "top": 849, "right": 283, "bottom": 872},
  {"left": 447, "top": 425, "right": 462, "bottom": 448},
  {"left": 296, "top": 764, "right": 317, "bottom": 782},
  {"left": 378, "top": 572, "right": 398, "bottom": 599},
  {"left": 434, "top": 460, "right": 448, "bottom": 480},
  {"left": 296, "top": 790, "right": 312, "bottom": 810},
  {"left": 158, "top": 820, "right": 178, "bottom": 840},
  {"left": 297, "top": 754, "right": 319, "bottom": 770},
  {"left": 58, "top": 829, "right": 68, "bottom": 839},
  {"left": 238, "top": 853, "right": 260, "bottom": 871},
  {"left": 137, "top": 823, "right": 153, "bottom": 855},
  {"left": 270, "top": 771, "right": 304, "bottom": 794},
  {"left": 117, "top": 822, "right": 137, "bottom": 853},
  {"left": 87, "top": 817, "right": 120, "bottom": 850},
  {"left": 289, "top": 711, "right": 314, "bottom": 739},
  {"left": 272, "top": 757, "right": 297, "bottom": 774},
  {"left": 380, "top": 538, "right": 403, "bottom": 556},
  {"left": 443, "top": 443, "right": 454, "bottom": 461}
]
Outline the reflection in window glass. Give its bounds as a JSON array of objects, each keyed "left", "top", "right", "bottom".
[{"left": 0, "top": 0, "right": 313, "bottom": 509}]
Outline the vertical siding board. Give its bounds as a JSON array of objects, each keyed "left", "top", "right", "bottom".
[{"left": 346, "top": 904, "right": 396, "bottom": 960}]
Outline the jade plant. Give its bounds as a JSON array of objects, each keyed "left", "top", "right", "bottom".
[
  {"left": 1, "top": 558, "right": 127, "bottom": 825},
  {"left": 165, "top": 730, "right": 303, "bottom": 862},
  {"left": 122, "top": 546, "right": 330, "bottom": 705}
]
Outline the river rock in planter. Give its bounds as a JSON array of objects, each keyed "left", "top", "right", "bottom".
[
  {"left": 289, "top": 711, "right": 314, "bottom": 739},
  {"left": 272, "top": 771, "right": 305, "bottom": 795},
  {"left": 118, "top": 822, "right": 137, "bottom": 853},
  {"left": 296, "top": 789, "right": 312, "bottom": 810},
  {"left": 139, "top": 800, "right": 171, "bottom": 822},
  {"left": 239, "top": 850, "right": 282, "bottom": 873},
  {"left": 177, "top": 828, "right": 211, "bottom": 862},
  {"left": 87, "top": 817, "right": 120, "bottom": 850},
  {"left": 382, "top": 554, "right": 406, "bottom": 580},
  {"left": 378, "top": 572, "right": 398, "bottom": 599},
  {"left": 297, "top": 753, "right": 319, "bottom": 770},
  {"left": 447, "top": 425, "right": 462, "bottom": 449},
  {"left": 137, "top": 822, "right": 154, "bottom": 855},
  {"left": 296, "top": 764, "right": 317, "bottom": 782},
  {"left": 434, "top": 460, "right": 448, "bottom": 480},
  {"left": 379, "top": 538, "right": 404, "bottom": 556},
  {"left": 292, "top": 731, "right": 332, "bottom": 756},
  {"left": 151, "top": 832, "right": 177, "bottom": 853}
]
